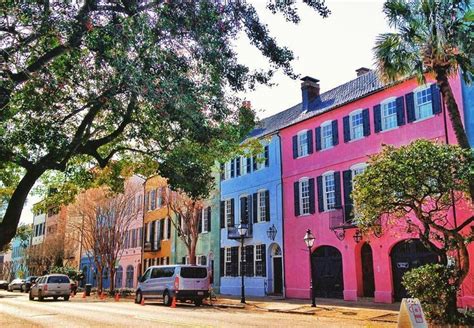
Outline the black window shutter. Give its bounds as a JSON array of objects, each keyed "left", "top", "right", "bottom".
[
  {"left": 231, "top": 247, "right": 239, "bottom": 276},
  {"left": 396, "top": 96, "right": 405, "bottom": 126},
  {"left": 253, "top": 192, "right": 258, "bottom": 223},
  {"left": 207, "top": 207, "right": 211, "bottom": 232},
  {"left": 198, "top": 210, "right": 203, "bottom": 233},
  {"left": 247, "top": 195, "right": 253, "bottom": 235},
  {"left": 293, "top": 181, "right": 300, "bottom": 216},
  {"left": 362, "top": 108, "right": 370, "bottom": 136},
  {"left": 334, "top": 171, "right": 342, "bottom": 209},
  {"left": 315, "top": 127, "right": 322, "bottom": 151},
  {"left": 240, "top": 197, "right": 247, "bottom": 223},
  {"left": 220, "top": 163, "right": 225, "bottom": 180},
  {"left": 167, "top": 218, "right": 171, "bottom": 238},
  {"left": 236, "top": 157, "right": 241, "bottom": 176},
  {"left": 264, "top": 145, "right": 269, "bottom": 167},
  {"left": 245, "top": 245, "right": 254, "bottom": 277},
  {"left": 307, "top": 130, "right": 313, "bottom": 154},
  {"left": 261, "top": 246, "right": 266, "bottom": 277},
  {"left": 343, "top": 116, "right": 350, "bottom": 142},
  {"left": 252, "top": 155, "right": 257, "bottom": 171},
  {"left": 230, "top": 159, "right": 235, "bottom": 178},
  {"left": 220, "top": 201, "right": 225, "bottom": 229},
  {"left": 405, "top": 92, "right": 416, "bottom": 123},
  {"left": 317, "top": 176, "right": 324, "bottom": 212},
  {"left": 220, "top": 248, "right": 225, "bottom": 276},
  {"left": 159, "top": 220, "right": 164, "bottom": 241},
  {"left": 342, "top": 170, "right": 353, "bottom": 223},
  {"left": 332, "top": 120, "right": 339, "bottom": 146},
  {"left": 246, "top": 157, "right": 251, "bottom": 173},
  {"left": 308, "top": 178, "right": 315, "bottom": 214},
  {"left": 431, "top": 84, "right": 442, "bottom": 114},
  {"left": 230, "top": 198, "right": 235, "bottom": 227},
  {"left": 265, "top": 190, "right": 270, "bottom": 221},
  {"left": 292, "top": 135, "right": 298, "bottom": 158},
  {"left": 374, "top": 104, "right": 382, "bottom": 133}
]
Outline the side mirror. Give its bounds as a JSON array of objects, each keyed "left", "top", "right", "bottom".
[{"left": 138, "top": 275, "right": 143, "bottom": 283}]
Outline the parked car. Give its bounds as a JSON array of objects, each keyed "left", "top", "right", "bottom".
[
  {"left": 8, "top": 278, "right": 25, "bottom": 292},
  {"left": 21, "top": 276, "right": 38, "bottom": 293},
  {"left": 135, "top": 265, "right": 209, "bottom": 307},
  {"left": 29, "top": 274, "right": 71, "bottom": 301},
  {"left": 0, "top": 280, "right": 8, "bottom": 290}
]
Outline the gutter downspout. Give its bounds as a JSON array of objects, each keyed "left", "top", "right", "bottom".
[{"left": 277, "top": 132, "right": 286, "bottom": 299}]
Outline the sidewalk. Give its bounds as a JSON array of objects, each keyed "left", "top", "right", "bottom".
[{"left": 211, "top": 295, "right": 400, "bottom": 324}]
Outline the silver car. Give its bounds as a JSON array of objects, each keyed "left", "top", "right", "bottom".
[
  {"left": 29, "top": 274, "right": 71, "bottom": 301},
  {"left": 7, "top": 278, "right": 24, "bottom": 292},
  {"left": 135, "top": 265, "right": 209, "bottom": 307}
]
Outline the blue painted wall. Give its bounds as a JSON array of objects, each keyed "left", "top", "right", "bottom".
[
  {"left": 11, "top": 236, "right": 28, "bottom": 279},
  {"left": 79, "top": 256, "right": 111, "bottom": 289},
  {"left": 461, "top": 75, "right": 474, "bottom": 147},
  {"left": 220, "top": 134, "right": 284, "bottom": 297}
]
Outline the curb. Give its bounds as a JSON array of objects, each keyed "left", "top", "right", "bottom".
[
  {"left": 267, "top": 308, "right": 316, "bottom": 316},
  {"left": 210, "top": 303, "right": 246, "bottom": 309}
]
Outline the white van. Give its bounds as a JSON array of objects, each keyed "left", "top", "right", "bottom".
[{"left": 135, "top": 265, "right": 209, "bottom": 306}]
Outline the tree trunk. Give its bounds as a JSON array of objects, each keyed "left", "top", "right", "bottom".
[
  {"left": 435, "top": 72, "right": 474, "bottom": 201},
  {"left": 0, "top": 168, "right": 45, "bottom": 249},
  {"left": 109, "top": 266, "right": 115, "bottom": 292},
  {"left": 97, "top": 268, "right": 103, "bottom": 294}
]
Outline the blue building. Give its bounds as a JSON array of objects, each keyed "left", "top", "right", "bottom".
[
  {"left": 11, "top": 236, "right": 29, "bottom": 279},
  {"left": 461, "top": 75, "right": 474, "bottom": 147},
  {"left": 219, "top": 105, "right": 298, "bottom": 296}
]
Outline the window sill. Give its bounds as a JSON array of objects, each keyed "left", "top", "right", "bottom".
[
  {"left": 348, "top": 136, "right": 365, "bottom": 143},
  {"left": 320, "top": 145, "right": 334, "bottom": 152},
  {"left": 324, "top": 208, "right": 337, "bottom": 213},
  {"left": 297, "top": 213, "right": 312, "bottom": 217},
  {"left": 380, "top": 126, "right": 398, "bottom": 133},
  {"left": 412, "top": 114, "right": 434, "bottom": 124},
  {"left": 296, "top": 154, "right": 310, "bottom": 159}
]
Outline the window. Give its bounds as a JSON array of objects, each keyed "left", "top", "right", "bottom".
[
  {"left": 201, "top": 207, "right": 209, "bottom": 233},
  {"left": 299, "top": 179, "right": 310, "bottom": 215},
  {"left": 321, "top": 122, "right": 333, "bottom": 150},
  {"left": 240, "top": 195, "right": 250, "bottom": 224},
  {"left": 256, "top": 152, "right": 265, "bottom": 170},
  {"left": 224, "top": 161, "right": 232, "bottom": 180},
  {"left": 381, "top": 99, "right": 397, "bottom": 130},
  {"left": 197, "top": 255, "right": 207, "bottom": 266},
  {"left": 225, "top": 248, "right": 231, "bottom": 263},
  {"left": 240, "top": 156, "right": 247, "bottom": 175},
  {"left": 350, "top": 111, "right": 364, "bottom": 140},
  {"left": 255, "top": 244, "right": 265, "bottom": 277},
  {"left": 352, "top": 164, "right": 367, "bottom": 179},
  {"left": 323, "top": 173, "right": 336, "bottom": 211},
  {"left": 257, "top": 190, "right": 267, "bottom": 222},
  {"left": 225, "top": 199, "right": 233, "bottom": 227},
  {"left": 297, "top": 130, "right": 309, "bottom": 157},
  {"left": 415, "top": 87, "right": 433, "bottom": 120}
]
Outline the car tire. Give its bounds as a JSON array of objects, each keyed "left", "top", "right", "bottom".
[
  {"left": 194, "top": 298, "right": 203, "bottom": 307},
  {"left": 64, "top": 295, "right": 70, "bottom": 301},
  {"left": 38, "top": 291, "right": 44, "bottom": 302},
  {"left": 135, "top": 290, "right": 143, "bottom": 304},
  {"left": 163, "top": 291, "right": 172, "bottom": 307},
  {"left": 53, "top": 296, "right": 58, "bottom": 301},
  {"left": 29, "top": 292, "right": 34, "bottom": 301}
]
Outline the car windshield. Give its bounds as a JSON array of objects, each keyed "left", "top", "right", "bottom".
[
  {"left": 180, "top": 267, "right": 207, "bottom": 279},
  {"left": 47, "top": 276, "right": 70, "bottom": 284}
]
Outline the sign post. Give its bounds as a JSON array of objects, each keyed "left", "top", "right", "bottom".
[{"left": 397, "top": 298, "right": 428, "bottom": 328}]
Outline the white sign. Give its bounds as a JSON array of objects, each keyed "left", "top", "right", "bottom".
[{"left": 397, "top": 298, "right": 428, "bottom": 328}]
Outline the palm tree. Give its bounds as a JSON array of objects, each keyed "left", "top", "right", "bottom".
[{"left": 374, "top": 0, "right": 474, "bottom": 197}]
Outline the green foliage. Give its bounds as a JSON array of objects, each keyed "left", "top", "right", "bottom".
[
  {"left": 49, "top": 266, "right": 82, "bottom": 281},
  {"left": 402, "top": 264, "right": 474, "bottom": 325},
  {"left": 353, "top": 140, "right": 473, "bottom": 232},
  {"left": 15, "top": 224, "right": 32, "bottom": 248}
]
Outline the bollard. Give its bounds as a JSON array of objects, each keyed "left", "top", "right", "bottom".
[
  {"left": 140, "top": 297, "right": 145, "bottom": 306},
  {"left": 171, "top": 296, "right": 177, "bottom": 308},
  {"left": 114, "top": 293, "right": 120, "bottom": 302},
  {"left": 82, "top": 292, "right": 86, "bottom": 299}
]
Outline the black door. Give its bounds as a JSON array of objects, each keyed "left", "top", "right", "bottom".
[
  {"left": 273, "top": 257, "right": 283, "bottom": 295},
  {"left": 312, "top": 246, "right": 344, "bottom": 299},
  {"left": 361, "top": 243, "right": 375, "bottom": 297},
  {"left": 390, "top": 239, "right": 439, "bottom": 301}
]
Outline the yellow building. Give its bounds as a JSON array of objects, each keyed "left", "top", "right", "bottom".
[{"left": 142, "top": 175, "right": 173, "bottom": 272}]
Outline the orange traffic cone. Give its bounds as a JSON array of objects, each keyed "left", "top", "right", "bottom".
[
  {"left": 100, "top": 292, "right": 105, "bottom": 300},
  {"left": 114, "top": 293, "right": 120, "bottom": 302},
  {"left": 140, "top": 297, "right": 145, "bottom": 306},
  {"left": 171, "top": 296, "right": 177, "bottom": 308},
  {"left": 82, "top": 292, "right": 86, "bottom": 299}
]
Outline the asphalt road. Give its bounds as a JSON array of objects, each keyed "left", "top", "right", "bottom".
[{"left": 0, "top": 290, "right": 394, "bottom": 327}]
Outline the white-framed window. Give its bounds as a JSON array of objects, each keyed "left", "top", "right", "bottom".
[
  {"left": 415, "top": 86, "right": 433, "bottom": 120},
  {"left": 299, "top": 178, "right": 310, "bottom": 215},
  {"left": 240, "top": 156, "right": 247, "bottom": 176},
  {"left": 323, "top": 172, "right": 336, "bottom": 211},
  {"left": 201, "top": 207, "right": 209, "bottom": 233},
  {"left": 185, "top": 256, "right": 190, "bottom": 265},
  {"left": 257, "top": 190, "right": 267, "bottom": 222},
  {"left": 321, "top": 121, "right": 333, "bottom": 150},
  {"left": 224, "top": 161, "right": 232, "bottom": 180},
  {"left": 225, "top": 248, "right": 231, "bottom": 263},
  {"left": 224, "top": 199, "right": 233, "bottom": 227},
  {"left": 150, "top": 189, "right": 156, "bottom": 210},
  {"left": 297, "top": 130, "right": 309, "bottom": 157},
  {"left": 197, "top": 255, "right": 207, "bottom": 266},
  {"left": 351, "top": 163, "right": 367, "bottom": 179},
  {"left": 156, "top": 188, "right": 162, "bottom": 208},
  {"left": 256, "top": 152, "right": 265, "bottom": 170},
  {"left": 350, "top": 110, "right": 364, "bottom": 140},
  {"left": 381, "top": 98, "right": 397, "bottom": 130}
]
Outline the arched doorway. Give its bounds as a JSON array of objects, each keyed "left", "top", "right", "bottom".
[
  {"left": 271, "top": 244, "right": 283, "bottom": 295},
  {"left": 312, "top": 246, "right": 344, "bottom": 299},
  {"left": 115, "top": 266, "right": 123, "bottom": 289},
  {"left": 126, "top": 265, "right": 134, "bottom": 288},
  {"left": 390, "top": 239, "right": 439, "bottom": 301},
  {"left": 361, "top": 243, "right": 375, "bottom": 297}
]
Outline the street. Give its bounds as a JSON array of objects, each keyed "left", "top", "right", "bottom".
[{"left": 0, "top": 290, "right": 396, "bottom": 327}]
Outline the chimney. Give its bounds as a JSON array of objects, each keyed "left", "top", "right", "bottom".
[
  {"left": 301, "top": 76, "right": 320, "bottom": 111},
  {"left": 355, "top": 67, "right": 371, "bottom": 77},
  {"left": 242, "top": 100, "right": 251, "bottom": 109}
]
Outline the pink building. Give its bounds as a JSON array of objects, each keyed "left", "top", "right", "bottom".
[{"left": 280, "top": 70, "right": 473, "bottom": 307}]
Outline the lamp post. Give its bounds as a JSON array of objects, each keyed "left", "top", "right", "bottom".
[
  {"left": 238, "top": 223, "right": 248, "bottom": 304},
  {"left": 304, "top": 229, "right": 316, "bottom": 307}
]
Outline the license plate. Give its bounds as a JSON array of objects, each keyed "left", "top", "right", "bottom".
[{"left": 197, "top": 292, "right": 203, "bottom": 295}]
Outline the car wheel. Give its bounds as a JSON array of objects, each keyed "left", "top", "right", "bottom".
[
  {"left": 64, "top": 295, "right": 70, "bottom": 301},
  {"left": 38, "top": 291, "right": 44, "bottom": 302},
  {"left": 134, "top": 290, "right": 143, "bottom": 304},
  {"left": 29, "top": 292, "right": 34, "bottom": 301},
  {"left": 163, "top": 291, "right": 172, "bottom": 306},
  {"left": 21, "top": 285, "right": 25, "bottom": 293},
  {"left": 194, "top": 298, "right": 203, "bottom": 307},
  {"left": 53, "top": 296, "right": 58, "bottom": 301}
]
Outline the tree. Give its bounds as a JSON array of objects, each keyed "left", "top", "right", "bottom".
[
  {"left": 374, "top": 0, "right": 474, "bottom": 199},
  {"left": 352, "top": 140, "right": 474, "bottom": 321},
  {"left": 69, "top": 179, "right": 140, "bottom": 293},
  {"left": 0, "top": 0, "right": 330, "bottom": 249}
]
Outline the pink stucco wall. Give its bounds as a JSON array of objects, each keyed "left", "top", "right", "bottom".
[{"left": 281, "top": 75, "right": 474, "bottom": 307}]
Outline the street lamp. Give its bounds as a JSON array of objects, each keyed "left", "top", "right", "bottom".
[
  {"left": 304, "top": 229, "right": 316, "bottom": 307},
  {"left": 238, "top": 223, "right": 248, "bottom": 304}
]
